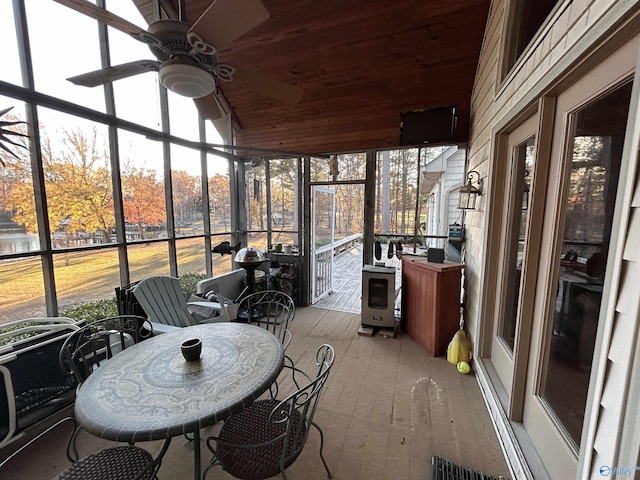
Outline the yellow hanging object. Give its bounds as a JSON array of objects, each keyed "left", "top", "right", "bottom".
[{"left": 447, "top": 329, "right": 470, "bottom": 365}]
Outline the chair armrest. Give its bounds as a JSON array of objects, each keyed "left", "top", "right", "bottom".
[
  {"left": 282, "top": 329, "right": 292, "bottom": 350},
  {"left": 0, "top": 361, "right": 17, "bottom": 448},
  {"left": 188, "top": 301, "right": 222, "bottom": 309},
  {"left": 187, "top": 300, "right": 223, "bottom": 321},
  {"left": 149, "top": 322, "right": 182, "bottom": 334}
]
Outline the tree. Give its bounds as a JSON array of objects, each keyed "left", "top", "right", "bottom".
[
  {"left": 333, "top": 154, "right": 364, "bottom": 236},
  {"left": 208, "top": 173, "right": 231, "bottom": 231},
  {"left": 5, "top": 126, "right": 117, "bottom": 243},
  {"left": 269, "top": 158, "right": 297, "bottom": 229},
  {"left": 172, "top": 169, "right": 201, "bottom": 225},
  {"left": 49, "top": 128, "right": 115, "bottom": 242},
  {"left": 1, "top": 110, "right": 32, "bottom": 230},
  {"left": 122, "top": 167, "right": 166, "bottom": 240}
]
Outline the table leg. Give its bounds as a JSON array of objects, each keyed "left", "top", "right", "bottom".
[{"left": 194, "top": 428, "right": 201, "bottom": 480}]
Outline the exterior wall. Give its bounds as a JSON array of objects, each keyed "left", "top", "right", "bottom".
[
  {"left": 442, "top": 148, "right": 466, "bottom": 230},
  {"left": 426, "top": 187, "right": 440, "bottom": 246},
  {"left": 586, "top": 71, "right": 640, "bottom": 478},
  {"left": 465, "top": 0, "right": 640, "bottom": 478},
  {"left": 423, "top": 146, "right": 466, "bottom": 241}
]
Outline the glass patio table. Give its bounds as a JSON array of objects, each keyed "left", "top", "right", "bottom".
[{"left": 73, "top": 322, "right": 284, "bottom": 480}]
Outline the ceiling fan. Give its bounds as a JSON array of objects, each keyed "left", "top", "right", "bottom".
[{"left": 54, "top": 0, "right": 304, "bottom": 121}]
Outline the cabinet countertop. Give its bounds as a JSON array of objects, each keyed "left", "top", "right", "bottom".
[{"left": 401, "top": 255, "right": 464, "bottom": 272}]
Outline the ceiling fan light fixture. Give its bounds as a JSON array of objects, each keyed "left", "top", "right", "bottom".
[{"left": 159, "top": 61, "right": 216, "bottom": 98}]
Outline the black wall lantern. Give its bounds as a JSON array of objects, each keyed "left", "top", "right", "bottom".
[{"left": 458, "top": 170, "right": 482, "bottom": 210}]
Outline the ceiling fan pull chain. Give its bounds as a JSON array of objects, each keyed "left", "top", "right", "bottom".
[
  {"left": 187, "top": 32, "right": 218, "bottom": 56},
  {"left": 214, "top": 64, "right": 236, "bottom": 83}
]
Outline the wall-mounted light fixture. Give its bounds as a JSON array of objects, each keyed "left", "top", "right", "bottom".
[{"left": 458, "top": 170, "right": 482, "bottom": 210}]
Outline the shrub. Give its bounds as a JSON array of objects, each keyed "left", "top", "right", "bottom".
[
  {"left": 60, "top": 297, "right": 119, "bottom": 322},
  {"left": 57, "top": 272, "right": 206, "bottom": 323},
  {"left": 179, "top": 272, "right": 207, "bottom": 296}
]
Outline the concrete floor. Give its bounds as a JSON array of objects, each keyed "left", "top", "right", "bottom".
[{"left": 1, "top": 306, "right": 511, "bottom": 480}]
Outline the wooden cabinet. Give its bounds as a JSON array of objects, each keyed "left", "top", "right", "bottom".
[{"left": 401, "top": 256, "right": 464, "bottom": 356}]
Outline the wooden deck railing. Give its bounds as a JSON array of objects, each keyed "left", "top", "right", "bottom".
[{"left": 312, "top": 234, "right": 363, "bottom": 302}]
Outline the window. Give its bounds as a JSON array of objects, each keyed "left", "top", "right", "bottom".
[
  {"left": 504, "top": 0, "right": 560, "bottom": 76},
  {"left": 0, "top": 3, "right": 21, "bottom": 85},
  {"left": 246, "top": 158, "right": 300, "bottom": 251},
  {"left": 0, "top": 3, "right": 230, "bottom": 324},
  {"left": 498, "top": 135, "right": 535, "bottom": 351}
]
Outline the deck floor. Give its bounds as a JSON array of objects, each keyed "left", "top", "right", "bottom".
[
  {"left": 1, "top": 303, "right": 511, "bottom": 480},
  {"left": 314, "top": 243, "right": 403, "bottom": 314}
]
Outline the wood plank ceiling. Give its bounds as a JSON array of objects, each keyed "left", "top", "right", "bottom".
[{"left": 144, "top": 0, "right": 492, "bottom": 158}]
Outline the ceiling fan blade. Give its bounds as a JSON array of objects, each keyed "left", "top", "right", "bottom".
[
  {"left": 232, "top": 66, "right": 304, "bottom": 105},
  {"left": 193, "top": 95, "right": 223, "bottom": 121},
  {"left": 189, "top": 0, "right": 270, "bottom": 51},
  {"left": 67, "top": 60, "right": 160, "bottom": 87},
  {"left": 53, "top": 0, "right": 146, "bottom": 38}
]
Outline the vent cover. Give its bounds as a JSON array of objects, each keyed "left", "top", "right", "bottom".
[{"left": 432, "top": 456, "right": 508, "bottom": 480}]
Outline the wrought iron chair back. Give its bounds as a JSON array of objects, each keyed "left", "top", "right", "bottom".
[
  {"left": 204, "top": 344, "right": 335, "bottom": 480},
  {"left": 59, "top": 315, "right": 152, "bottom": 383},
  {"left": 237, "top": 290, "right": 295, "bottom": 350}
]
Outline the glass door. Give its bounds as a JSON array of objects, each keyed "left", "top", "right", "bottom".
[
  {"left": 490, "top": 114, "right": 538, "bottom": 413},
  {"left": 521, "top": 66, "right": 634, "bottom": 478}
]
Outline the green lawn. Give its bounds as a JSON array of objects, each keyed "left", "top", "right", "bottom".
[{"left": 0, "top": 239, "right": 238, "bottom": 324}]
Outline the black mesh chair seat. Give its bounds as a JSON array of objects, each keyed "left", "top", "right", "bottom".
[
  {"left": 53, "top": 445, "right": 154, "bottom": 480},
  {"left": 0, "top": 417, "right": 167, "bottom": 480},
  {"left": 216, "top": 399, "right": 305, "bottom": 480}
]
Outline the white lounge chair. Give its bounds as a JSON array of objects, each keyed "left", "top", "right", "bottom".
[{"left": 133, "top": 276, "right": 230, "bottom": 333}]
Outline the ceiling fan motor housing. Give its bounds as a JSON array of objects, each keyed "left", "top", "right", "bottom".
[{"left": 147, "top": 20, "right": 218, "bottom": 67}]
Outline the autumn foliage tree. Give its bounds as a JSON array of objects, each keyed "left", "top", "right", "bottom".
[
  {"left": 0, "top": 110, "right": 33, "bottom": 230},
  {"left": 172, "top": 169, "right": 201, "bottom": 223},
  {"left": 121, "top": 166, "right": 166, "bottom": 240},
  {"left": 208, "top": 173, "right": 231, "bottom": 231},
  {"left": 4, "top": 125, "right": 117, "bottom": 243},
  {"left": 47, "top": 128, "right": 115, "bottom": 242}
]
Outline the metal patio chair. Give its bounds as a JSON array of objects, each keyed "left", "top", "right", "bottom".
[
  {"left": 236, "top": 290, "right": 295, "bottom": 349},
  {"left": 237, "top": 290, "right": 296, "bottom": 398},
  {"left": 58, "top": 315, "right": 153, "bottom": 383},
  {"left": 204, "top": 344, "right": 335, "bottom": 480},
  {"left": 0, "top": 317, "right": 80, "bottom": 450},
  {"left": 0, "top": 415, "right": 165, "bottom": 480},
  {"left": 0, "top": 316, "right": 169, "bottom": 480},
  {"left": 132, "top": 276, "right": 230, "bottom": 333}
]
